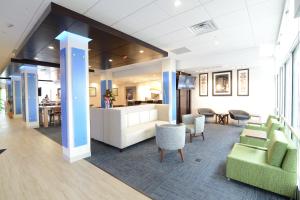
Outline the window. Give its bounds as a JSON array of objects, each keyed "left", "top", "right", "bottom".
[
  {"left": 293, "top": 45, "right": 300, "bottom": 128},
  {"left": 285, "top": 56, "right": 293, "bottom": 124}
]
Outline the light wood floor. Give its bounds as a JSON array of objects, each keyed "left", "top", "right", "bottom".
[{"left": 0, "top": 112, "right": 149, "bottom": 200}]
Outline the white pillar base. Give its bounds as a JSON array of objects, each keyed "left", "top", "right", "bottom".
[
  {"left": 13, "top": 114, "right": 22, "bottom": 118},
  {"left": 63, "top": 145, "right": 91, "bottom": 163},
  {"left": 26, "top": 121, "right": 39, "bottom": 128}
]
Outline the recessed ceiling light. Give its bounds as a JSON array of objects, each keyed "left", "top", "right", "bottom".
[
  {"left": 109, "top": 59, "right": 113, "bottom": 62},
  {"left": 48, "top": 45, "right": 54, "bottom": 50},
  {"left": 139, "top": 50, "right": 144, "bottom": 54},
  {"left": 214, "top": 40, "right": 219, "bottom": 46},
  {"left": 123, "top": 55, "right": 128, "bottom": 59},
  {"left": 34, "top": 57, "right": 39, "bottom": 60},
  {"left": 174, "top": 0, "right": 181, "bottom": 7}
]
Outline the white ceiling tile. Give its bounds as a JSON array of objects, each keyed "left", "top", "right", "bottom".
[
  {"left": 204, "top": 0, "right": 247, "bottom": 18},
  {"left": 155, "top": 0, "right": 201, "bottom": 16},
  {"left": 52, "top": 0, "right": 99, "bottom": 14},
  {"left": 150, "top": 28, "right": 195, "bottom": 49},
  {"left": 245, "top": 0, "right": 268, "bottom": 6},
  {"left": 172, "top": 5, "right": 211, "bottom": 27},
  {"left": 112, "top": 2, "right": 170, "bottom": 35},
  {"left": 248, "top": 0, "right": 284, "bottom": 44},
  {"left": 86, "top": 0, "right": 154, "bottom": 26},
  {"left": 133, "top": 18, "right": 183, "bottom": 42},
  {"left": 214, "top": 9, "right": 250, "bottom": 30},
  {"left": 198, "top": 0, "right": 214, "bottom": 4}
]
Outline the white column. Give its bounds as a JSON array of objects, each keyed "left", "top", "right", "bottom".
[
  {"left": 20, "top": 66, "right": 39, "bottom": 128},
  {"left": 162, "top": 59, "right": 177, "bottom": 123},
  {"left": 55, "top": 31, "right": 92, "bottom": 162}
]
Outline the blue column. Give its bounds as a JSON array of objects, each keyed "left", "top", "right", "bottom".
[
  {"left": 56, "top": 31, "right": 92, "bottom": 162},
  {"left": 11, "top": 76, "right": 22, "bottom": 118},
  {"left": 20, "top": 66, "right": 39, "bottom": 128},
  {"left": 6, "top": 80, "right": 12, "bottom": 101}
]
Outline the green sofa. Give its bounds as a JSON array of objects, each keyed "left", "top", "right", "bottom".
[
  {"left": 240, "top": 118, "right": 281, "bottom": 148},
  {"left": 227, "top": 130, "right": 297, "bottom": 198}
]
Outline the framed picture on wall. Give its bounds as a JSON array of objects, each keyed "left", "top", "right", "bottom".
[
  {"left": 199, "top": 73, "right": 208, "bottom": 96},
  {"left": 212, "top": 71, "right": 232, "bottom": 96},
  {"left": 57, "top": 88, "right": 61, "bottom": 99},
  {"left": 89, "top": 87, "right": 96, "bottom": 97},
  {"left": 237, "top": 68, "right": 249, "bottom": 96},
  {"left": 112, "top": 88, "right": 118, "bottom": 96}
]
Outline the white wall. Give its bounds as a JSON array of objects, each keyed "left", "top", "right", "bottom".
[
  {"left": 113, "top": 80, "right": 162, "bottom": 106},
  {"left": 89, "top": 74, "right": 101, "bottom": 107},
  {"left": 191, "top": 66, "right": 276, "bottom": 122},
  {"left": 38, "top": 81, "right": 60, "bottom": 102}
]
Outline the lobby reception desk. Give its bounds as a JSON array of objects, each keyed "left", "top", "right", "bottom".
[{"left": 90, "top": 104, "right": 171, "bottom": 150}]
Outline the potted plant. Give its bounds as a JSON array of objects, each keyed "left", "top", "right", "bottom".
[
  {"left": 104, "top": 89, "right": 115, "bottom": 108},
  {"left": 6, "top": 99, "right": 13, "bottom": 119}
]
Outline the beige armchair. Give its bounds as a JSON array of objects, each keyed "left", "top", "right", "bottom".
[
  {"left": 155, "top": 124, "right": 186, "bottom": 162},
  {"left": 182, "top": 114, "right": 205, "bottom": 143}
]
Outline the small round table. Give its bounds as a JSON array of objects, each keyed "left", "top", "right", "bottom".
[{"left": 216, "top": 113, "right": 229, "bottom": 125}]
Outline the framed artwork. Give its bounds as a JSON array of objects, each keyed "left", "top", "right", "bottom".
[
  {"left": 237, "top": 68, "right": 249, "bottom": 96},
  {"left": 112, "top": 88, "right": 118, "bottom": 96},
  {"left": 57, "top": 88, "right": 61, "bottom": 99},
  {"left": 212, "top": 71, "right": 232, "bottom": 96},
  {"left": 199, "top": 73, "right": 208, "bottom": 96},
  {"left": 89, "top": 87, "right": 96, "bottom": 97}
]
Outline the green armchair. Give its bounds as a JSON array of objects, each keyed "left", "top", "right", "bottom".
[
  {"left": 227, "top": 130, "right": 297, "bottom": 198},
  {"left": 246, "top": 115, "right": 279, "bottom": 131},
  {"left": 240, "top": 118, "right": 281, "bottom": 148}
]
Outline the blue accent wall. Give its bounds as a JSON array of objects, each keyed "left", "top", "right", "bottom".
[
  {"left": 71, "top": 47, "right": 87, "bottom": 147},
  {"left": 100, "top": 80, "right": 106, "bottom": 108},
  {"left": 172, "top": 72, "right": 177, "bottom": 121},
  {"left": 60, "top": 48, "right": 68, "bottom": 148},
  {"left": 163, "top": 72, "right": 169, "bottom": 104},
  {"left": 27, "top": 73, "right": 37, "bottom": 122},
  {"left": 21, "top": 73, "right": 26, "bottom": 121},
  {"left": 108, "top": 80, "right": 112, "bottom": 90},
  {"left": 7, "top": 82, "right": 12, "bottom": 100},
  {"left": 15, "top": 80, "right": 22, "bottom": 115}
]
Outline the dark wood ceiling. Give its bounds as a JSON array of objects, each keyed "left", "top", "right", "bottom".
[{"left": 14, "top": 3, "right": 168, "bottom": 71}]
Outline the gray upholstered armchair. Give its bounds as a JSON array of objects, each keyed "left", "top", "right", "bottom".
[
  {"left": 198, "top": 108, "right": 215, "bottom": 121},
  {"left": 182, "top": 114, "right": 205, "bottom": 143},
  {"left": 156, "top": 124, "right": 186, "bottom": 162},
  {"left": 228, "top": 110, "right": 250, "bottom": 125}
]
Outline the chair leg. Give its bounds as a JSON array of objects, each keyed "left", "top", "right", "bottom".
[
  {"left": 178, "top": 149, "right": 184, "bottom": 162},
  {"left": 160, "top": 149, "right": 164, "bottom": 162},
  {"left": 190, "top": 133, "right": 193, "bottom": 143},
  {"left": 202, "top": 132, "right": 205, "bottom": 140}
]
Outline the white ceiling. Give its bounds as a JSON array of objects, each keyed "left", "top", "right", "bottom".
[{"left": 0, "top": 0, "right": 285, "bottom": 73}]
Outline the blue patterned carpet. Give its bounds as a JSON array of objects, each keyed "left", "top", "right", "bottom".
[{"left": 36, "top": 124, "right": 287, "bottom": 200}]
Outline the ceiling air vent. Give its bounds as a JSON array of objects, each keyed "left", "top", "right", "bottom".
[
  {"left": 188, "top": 20, "right": 217, "bottom": 35},
  {"left": 171, "top": 47, "right": 191, "bottom": 55}
]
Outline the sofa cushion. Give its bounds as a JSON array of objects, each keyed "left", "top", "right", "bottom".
[
  {"left": 124, "top": 120, "right": 168, "bottom": 147},
  {"left": 127, "top": 112, "right": 140, "bottom": 126},
  {"left": 140, "top": 110, "right": 150, "bottom": 123},
  {"left": 267, "top": 131, "right": 288, "bottom": 167},
  {"left": 282, "top": 141, "right": 297, "bottom": 173},
  {"left": 228, "top": 143, "right": 267, "bottom": 165},
  {"left": 150, "top": 109, "right": 158, "bottom": 121}
]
